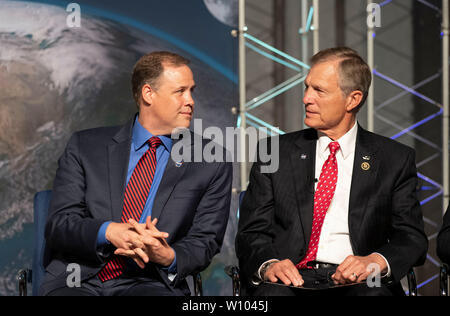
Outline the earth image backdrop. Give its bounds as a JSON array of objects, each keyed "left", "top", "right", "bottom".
[{"left": 0, "top": 0, "right": 239, "bottom": 295}]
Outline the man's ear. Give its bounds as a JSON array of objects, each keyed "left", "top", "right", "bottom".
[
  {"left": 346, "top": 90, "right": 363, "bottom": 112},
  {"left": 141, "top": 83, "right": 154, "bottom": 107}
]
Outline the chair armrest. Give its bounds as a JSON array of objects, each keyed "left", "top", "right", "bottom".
[
  {"left": 406, "top": 268, "right": 417, "bottom": 296},
  {"left": 192, "top": 272, "right": 203, "bottom": 296},
  {"left": 225, "top": 265, "right": 241, "bottom": 296},
  {"left": 440, "top": 264, "right": 449, "bottom": 296},
  {"left": 17, "top": 269, "right": 31, "bottom": 296}
]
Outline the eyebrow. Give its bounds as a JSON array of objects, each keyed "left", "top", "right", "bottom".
[
  {"left": 305, "top": 81, "right": 325, "bottom": 91},
  {"left": 175, "top": 84, "right": 196, "bottom": 90}
]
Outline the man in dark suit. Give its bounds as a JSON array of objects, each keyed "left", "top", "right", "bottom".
[
  {"left": 437, "top": 205, "right": 450, "bottom": 264},
  {"left": 40, "top": 51, "right": 232, "bottom": 296},
  {"left": 236, "top": 47, "right": 428, "bottom": 296}
]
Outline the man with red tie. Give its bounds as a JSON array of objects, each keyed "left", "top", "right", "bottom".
[
  {"left": 236, "top": 47, "right": 428, "bottom": 296},
  {"left": 40, "top": 51, "right": 232, "bottom": 296}
]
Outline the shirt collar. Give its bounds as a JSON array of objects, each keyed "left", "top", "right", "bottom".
[
  {"left": 132, "top": 116, "right": 172, "bottom": 152},
  {"left": 317, "top": 121, "right": 358, "bottom": 160}
]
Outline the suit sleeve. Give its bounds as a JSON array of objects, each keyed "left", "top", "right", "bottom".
[
  {"left": 171, "top": 160, "right": 232, "bottom": 285},
  {"left": 235, "top": 142, "right": 279, "bottom": 283},
  {"left": 437, "top": 205, "right": 450, "bottom": 264},
  {"left": 375, "top": 149, "right": 428, "bottom": 283},
  {"left": 45, "top": 133, "right": 107, "bottom": 265}
]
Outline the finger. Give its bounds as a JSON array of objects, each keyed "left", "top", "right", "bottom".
[
  {"left": 339, "top": 256, "right": 355, "bottom": 272},
  {"left": 150, "top": 230, "right": 169, "bottom": 239},
  {"left": 146, "top": 216, "right": 153, "bottom": 229},
  {"left": 129, "top": 219, "right": 147, "bottom": 236},
  {"left": 284, "top": 268, "right": 303, "bottom": 287},
  {"left": 275, "top": 271, "right": 292, "bottom": 286},
  {"left": 356, "top": 271, "right": 370, "bottom": 283},
  {"left": 141, "top": 235, "right": 161, "bottom": 248},
  {"left": 120, "top": 240, "right": 138, "bottom": 251},
  {"left": 354, "top": 265, "right": 368, "bottom": 283},
  {"left": 133, "top": 257, "right": 146, "bottom": 269},
  {"left": 356, "top": 264, "right": 375, "bottom": 283},
  {"left": 124, "top": 231, "right": 145, "bottom": 249},
  {"left": 114, "top": 248, "right": 135, "bottom": 257},
  {"left": 340, "top": 264, "right": 356, "bottom": 282},
  {"left": 114, "top": 248, "right": 146, "bottom": 269},
  {"left": 332, "top": 270, "right": 347, "bottom": 285},
  {"left": 348, "top": 272, "right": 358, "bottom": 284},
  {"left": 283, "top": 262, "right": 304, "bottom": 287},
  {"left": 334, "top": 256, "right": 355, "bottom": 284},
  {"left": 133, "top": 247, "right": 149, "bottom": 264},
  {"left": 142, "top": 233, "right": 169, "bottom": 246},
  {"left": 343, "top": 261, "right": 366, "bottom": 283},
  {"left": 331, "top": 270, "right": 342, "bottom": 284},
  {"left": 144, "top": 218, "right": 167, "bottom": 239},
  {"left": 146, "top": 217, "right": 158, "bottom": 231},
  {"left": 130, "top": 220, "right": 169, "bottom": 241},
  {"left": 264, "top": 271, "right": 278, "bottom": 283},
  {"left": 270, "top": 265, "right": 293, "bottom": 286},
  {"left": 293, "top": 270, "right": 304, "bottom": 287}
]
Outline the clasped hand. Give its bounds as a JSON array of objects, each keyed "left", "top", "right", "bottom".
[
  {"left": 105, "top": 217, "right": 175, "bottom": 269},
  {"left": 263, "top": 254, "right": 387, "bottom": 287}
]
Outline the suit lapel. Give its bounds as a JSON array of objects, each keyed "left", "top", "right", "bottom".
[
  {"left": 289, "top": 129, "right": 317, "bottom": 245},
  {"left": 348, "top": 126, "right": 380, "bottom": 253},
  {"left": 150, "top": 136, "right": 190, "bottom": 221},
  {"left": 108, "top": 117, "right": 134, "bottom": 222}
]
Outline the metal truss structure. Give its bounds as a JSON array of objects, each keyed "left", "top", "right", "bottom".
[
  {"left": 367, "top": 0, "right": 449, "bottom": 294},
  {"left": 237, "top": 0, "right": 318, "bottom": 189}
]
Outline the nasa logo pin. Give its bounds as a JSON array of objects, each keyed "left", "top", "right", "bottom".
[{"left": 175, "top": 161, "right": 183, "bottom": 168}]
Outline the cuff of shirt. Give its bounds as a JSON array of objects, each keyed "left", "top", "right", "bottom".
[
  {"left": 373, "top": 252, "right": 391, "bottom": 278},
  {"left": 161, "top": 252, "right": 177, "bottom": 274},
  {"left": 96, "top": 221, "right": 112, "bottom": 247},
  {"left": 252, "top": 259, "right": 280, "bottom": 285}
]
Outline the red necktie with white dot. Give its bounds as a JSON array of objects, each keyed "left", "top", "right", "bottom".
[{"left": 296, "top": 141, "right": 340, "bottom": 269}]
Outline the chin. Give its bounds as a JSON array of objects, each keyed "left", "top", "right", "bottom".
[
  {"left": 304, "top": 118, "right": 317, "bottom": 129},
  {"left": 174, "top": 121, "right": 191, "bottom": 130}
]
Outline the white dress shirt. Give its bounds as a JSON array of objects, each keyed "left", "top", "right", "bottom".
[
  {"left": 314, "top": 122, "right": 390, "bottom": 275},
  {"left": 314, "top": 122, "right": 358, "bottom": 264}
]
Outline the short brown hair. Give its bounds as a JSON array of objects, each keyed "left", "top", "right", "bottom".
[
  {"left": 310, "top": 47, "right": 372, "bottom": 111},
  {"left": 131, "top": 51, "right": 190, "bottom": 107}
]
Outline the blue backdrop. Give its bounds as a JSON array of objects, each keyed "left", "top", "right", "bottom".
[{"left": 0, "top": 0, "right": 238, "bottom": 295}]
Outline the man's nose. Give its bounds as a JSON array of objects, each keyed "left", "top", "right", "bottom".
[
  {"left": 303, "top": 88, "right": 312, "bottom": 105},
  {"left": 186, "top": 92, "right": 195, "bottom": 106}
]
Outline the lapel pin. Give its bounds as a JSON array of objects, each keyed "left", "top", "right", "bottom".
[
  {"left": 175, "top": 161, "right": 183, "bottom": 168},
  {"left": 301, "top": 154, "right": 308, "bottom": 160},
  {"left": 363, "top": 156, "right": 371, "bottom": 161},
  {"left": 361, "top": 162, "right": 370, "bottom": 171}
]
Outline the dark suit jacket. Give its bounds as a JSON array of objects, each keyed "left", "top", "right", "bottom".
[
  {"left": 40, "top": 116, "right": 232, "bottom": 295},
  {"left": 236, "top": 126, "right": 428, "bottom": 293},
  {"left": 437, "top": 205, "right": 450, "bottom": 264}
]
